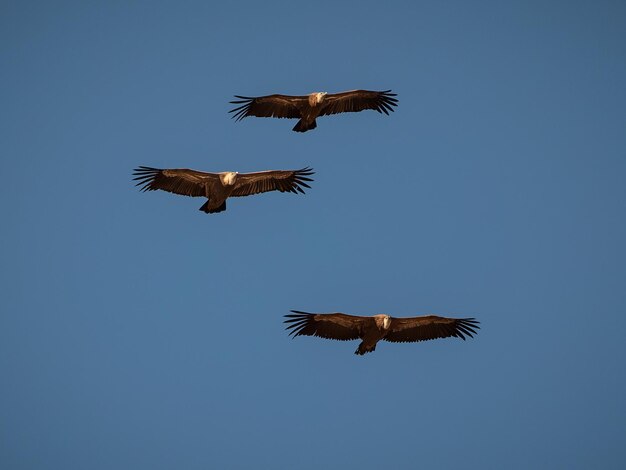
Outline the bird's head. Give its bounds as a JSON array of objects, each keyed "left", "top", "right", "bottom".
[
  {"left": 374, "top": 314, "right": 391, "bottom": 330},
  {"left": 221, "top": 171, "right": 238, "bottom": 186},
  {"left": 309, "top": 92, "right": 327, "bottom": 106}
]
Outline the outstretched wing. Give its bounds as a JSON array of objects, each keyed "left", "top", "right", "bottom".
[
  {"left": 229, "top": 94, "right": 308, "bottom": 121},
  {"left": 319, "top": 89, "right": 398, "bottom": 117},
  {"left": 384, "top": 316, "right": 480, "bottom": 343},
  {"left": 230, "top": 167, "right": 314, "bottom": 197},
  {"left": 284, "top": 311, "right": 372, "bottom": 341},
  {"left": 132, "top": 166, "right": 215, "bottom": 197}
]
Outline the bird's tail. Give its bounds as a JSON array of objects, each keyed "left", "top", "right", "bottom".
[
  {"left": 355, "top": 342, "right": 376, "bottom": 355},
  {"left": 292, "top": 119, "right": 317, "bottom": 133},
  {"left": 199, "top": 200, "right": 226, "bottom": 214}
]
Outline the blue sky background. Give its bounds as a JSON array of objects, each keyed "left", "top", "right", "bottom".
[{"left": 2, "top": 1, "right": 626, "bottom": 468}]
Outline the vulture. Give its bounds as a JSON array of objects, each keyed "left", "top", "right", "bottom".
[
  {"left": 284, "top": 310, "right": 480, "bottom": 355},
  {"left": 229, "top": 89, "right": 398, "bottom": 132},
  {"left": 133, "top": 166, "right": 314, "bottom": 214}
]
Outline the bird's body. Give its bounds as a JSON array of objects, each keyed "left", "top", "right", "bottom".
[
  {"left": 199, "top": 171, "right": 238, "bottom": 213},
  {"left": 357, "top": 314, "right": 392, "bottom": 355},
  {"left": 229, "top": 89, "right": 398, "bottom": 132},
  {"left": 133, "top": 166, "right": 314, "bottom": 213},
  {"left": 284, "top": 311, "right": 480, "bottom": 355}
]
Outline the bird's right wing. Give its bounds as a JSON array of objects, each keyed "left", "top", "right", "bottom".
[
  {"left": 229, "top": 94, "right": 308, "bottom": 121},
  {"left": 133, "top": 166, "right": 215, "bottom": 197},
  {"left": 284, "top": 311, "right": 372, "bottom": 341}
]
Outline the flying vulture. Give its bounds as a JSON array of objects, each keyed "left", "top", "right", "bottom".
[
  {"left": 284, "top": 311, "right": 480, "bottom": 355},
  {"left": 229, "top": 89, "right": 398, "bottom": 132},
  {"left": 133, "top": 166, "right": 314, "bottom": 214}
]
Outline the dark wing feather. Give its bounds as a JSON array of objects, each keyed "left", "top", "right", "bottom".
[
  {"left": 318, "top": 89, "right": 398, "bottom": 117},
  {"left": 132, "top": 166, "right": 214, "bottom": 197},
  {"left": 284, "top": 311, "right": 372, "bottom": 341},
  {"left": 229, "top": 94, "right": 308, "bottom": 121},
  {"left": 230, "top": 167, "right": 314, "bottom": 197},
  {"left": 384, "top": 316, "right": 480, "bottom": 343}
]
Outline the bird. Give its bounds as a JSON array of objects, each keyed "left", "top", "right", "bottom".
[
  {"left": 284, "top": 310, "right": 480, "bottom": 355},
  {"left": 229, "top": 89, "right": 398, "bottom": 132},
  {"left": 133, "top": 166, "right": 314, "bottom": 214}
]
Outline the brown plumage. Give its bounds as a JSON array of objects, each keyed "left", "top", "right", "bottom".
[
  {"left": 133, "top": 166, "right": 314, "bottom": 214},
  {"left": 229, "top": 89, "right": 398, "bottom": 132},
  {"left": 284, "top": 310, "right": 480, "bottom": 355}
]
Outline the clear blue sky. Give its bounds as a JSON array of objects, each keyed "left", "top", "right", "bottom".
[{"left": 2, "top": 1, "right": 625, "bottom": 468}]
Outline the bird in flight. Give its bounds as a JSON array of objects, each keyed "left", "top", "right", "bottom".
[
  {"left": 284, "top": 310, "right": 480, "bottom": 355},
  {"left": 229, "top": 89, "right": 398, "bottom": 132},
  {"left": 133, "top": 166, "right": 314, "bottom": 214}
]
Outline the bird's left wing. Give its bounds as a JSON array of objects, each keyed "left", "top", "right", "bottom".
[
  {"left": 319, "top": 89, "right": 398, "bottom": 116},
  {"left": 230, "top": 167, "right": 314, "bottom": 197},
  {"left": 384, "top": 316, "right": 480, "bottom": 343}
]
